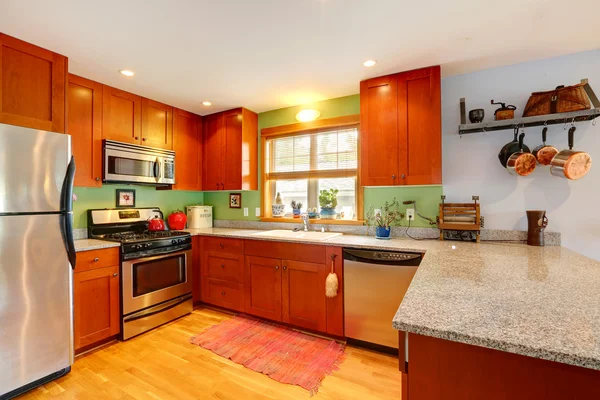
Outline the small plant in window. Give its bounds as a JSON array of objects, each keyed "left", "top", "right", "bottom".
[
  {"left": 365, "top": 198, "right": 405, "bottom": 238},
  {"left": 271, "top": 192, "right": 285, "bottom": 218},
  {"left": 291, "top": 200, "right": 303, "bottom": 218},
  {"left": 319, "top": 189, "right": 338, "bottom": 220}
]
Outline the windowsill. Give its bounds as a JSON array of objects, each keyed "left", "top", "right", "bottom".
[{"left": 260, "top": 217, "right": 365, "bottom": 226}]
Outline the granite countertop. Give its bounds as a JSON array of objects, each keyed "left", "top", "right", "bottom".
[
  {"left": 74, "top": 239, "right": 120, "bottom": 252},
  {"left": 185, "top": 227, "right": 600, "bottom": 371}
]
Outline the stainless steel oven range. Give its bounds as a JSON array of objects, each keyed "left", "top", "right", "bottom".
[{"left": 88, "top": 207, "right": 192, "bottom": 340}]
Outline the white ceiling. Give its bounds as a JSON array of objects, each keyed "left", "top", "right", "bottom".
[{"left": 1, "top": 0, "right": 598, "bottom": 115}]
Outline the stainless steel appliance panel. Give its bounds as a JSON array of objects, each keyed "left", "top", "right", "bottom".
[
  {"left": 122, "top": 250, "right": 192, "bottom": 315},
  {"left": 0, "top": 214, "right": 73, "bottom": 396},
  {"left": 122, "top": 295, "right": 192, "bottom": 340},
  {"left": 0, "top": 123, "right": 70, "bottom": 213},
  {"left": 103, "top": 140, "right": 175, "bottom": 185},
  {"left": 344, "top": 249, "right": 420, "bottom": 349}
]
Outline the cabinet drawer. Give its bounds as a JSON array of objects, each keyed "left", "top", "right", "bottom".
[
  {"left": 244, "top": 240, "right": 326, "bottom": 264},
  {"left": 201, "top": 236, "right": 243, "bottom": 254},
  {"left": 76, "top": 247, "right": 120, "bottom": 272},
  {"left": 205, "top": 279, "right": 243, "bottom": 311},
  {"left": 206, "top": 252, "right": 244, "bottom": 283}
]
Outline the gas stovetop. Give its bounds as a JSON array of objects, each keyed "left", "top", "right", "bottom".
[
  {"left": 101, "top": 230, "right": 190, "bottom": 243},
  {"left": 87, "top": 207, "right": 192, "bottom": 259}
]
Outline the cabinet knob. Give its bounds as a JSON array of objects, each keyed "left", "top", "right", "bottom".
[
  {"left": 275, "top": 265, "right": 279, "bottom": 270},
  {"left": 95, "top": 177, "right": 100, "bottom": 181},
  {"left": 219, "top": 243, "right": 224, "bottom": 248},
  {"left": 93, "top": 258, "right": 99, "bottom": 262},
  {"left": 221, "top": 291, "right": 226, "bottom": 296},
  {"left": 113, "top": 273, "right": 118, "bottom": 277},
  {"left": 283, "top": 265, "right": 287, "bottom": 271},
  {"left": 216, "top": 183, "right": 219, "bottom": 189},
  {"left": 142, "top": 138, "right": 147, "bottom": 141},
  {"left": 135, "top": 136, "right": 139, "bottom": 140},
  {"left": 221, "top": 183, "right": 224, "bottom": 190},
  {"left": 392, "top": 174, "right": 396, "bottom": 180},
  {"left": 401, "top": 174, "right": 406, "bottom": 179},
  {"left": 220, "top": 264, "right": 225, "bottom": 269}
]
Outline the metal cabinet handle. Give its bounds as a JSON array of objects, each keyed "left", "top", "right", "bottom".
[
  {"left": 216, "top": 183, "right": 219, "bottom": 189},
  {"left": 93, "top": 258, "right": 99, "bottom": 262},
  {"left": 95, "top": 177, "right": 100, "bottom": 181},
  {"left": 221, "top": 183, "right": 224, "bottom": 190},
  {"left": 221, "top": 264, "right": 225, "bottom": 269},
  {"left": 275, "top": 266, "right": 279, "bottom": 270},
  {"left": 221, "top": 291, "right": 226, "bottom": 295},
  {"left": 219, "top": 243, "right": 224, "bottom": 248},
  {"left": 392, "top": 174, "right": 396, "bottom": 180},
  {"left": 401, "top": 173, "right": 406, "bottom": 179},
  {"left": 113, "top": 273, "right": 118, "bottom": 277},
  {"left": 283, "top": 265, "right": 287, "bottom": 271}
]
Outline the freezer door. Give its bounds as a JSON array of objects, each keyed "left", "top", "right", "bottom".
[
  {"left": 0, "top": 123, "right": 70, "bottom": 213},
  {"left": 0, "top": 214, "right": 73, "bottom": 396}
]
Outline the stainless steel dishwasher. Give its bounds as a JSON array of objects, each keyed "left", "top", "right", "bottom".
[{"left": 343, "top": 248, "right": 422, "bottom": 353}]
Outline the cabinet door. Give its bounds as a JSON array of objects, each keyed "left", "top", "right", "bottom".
[
  {"left": 398, "top": 66, "right": 442, "bottom": 185},
  {"left": 202, "top": 113, "right": 223, "bottom": 190},
  {"left": 73, "top": 265, "right": 120, "bottom": 350},
  {"left": 325, "top": 247, "right": 344, "bottom": 336},
  {"left": 102, "top": 85, "right": 142, "bottom": 144},
  {"left": 192, "top": 236, "right": 201, "bottom": 304},
  {"left": 173, "top": 108, "right": 202, "bottom": 191},
  {"left": 222, "top": 109, "right": 242, "bottom": 190},
  {"left": 282, "top": 260, "right": 327, "bottom": 332},
  {"left": 141, "top": 98, "right": 173, "bottom": 149},
  {"left": 360, "top": 75, "right": 399, "bottom": 186},
  {"left": 68, "top": 74, "right": 103, "bottom": 187},
  {"left": 244, "top": 256, "right": 282, "bottom": 321},
  {"left": 0, "top": 33, "right": 67, "bottom": 133}
]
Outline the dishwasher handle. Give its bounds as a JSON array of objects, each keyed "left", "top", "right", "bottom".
[{"left": 343, "top": 248, "right": 422, "bottom": 266}]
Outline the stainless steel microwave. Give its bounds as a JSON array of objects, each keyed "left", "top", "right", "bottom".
[{"left": 103, "top": 140, "right": 175, "bottom": 185}]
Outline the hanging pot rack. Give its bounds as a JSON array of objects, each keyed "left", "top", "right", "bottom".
[{"left": 458, "top": 79, "right": 600, "bottom": 135}]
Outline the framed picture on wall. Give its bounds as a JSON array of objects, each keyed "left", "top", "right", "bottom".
[
  {"left": 229, "top": 193, "right": 242, "bottom": 209},
  {"left": 116, "top": 189, "right": 136, "bottom": 207}
]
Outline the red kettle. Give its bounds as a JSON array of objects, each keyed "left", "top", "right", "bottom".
[{"left": 148, "top": 216, "right": 165, "bottom": 231}]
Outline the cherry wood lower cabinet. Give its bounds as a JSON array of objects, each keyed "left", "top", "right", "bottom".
[
  {"left": 405, "top": 333, "right": 600, "bottom": 400},
  {"left": 73, "top": 248, "right": 120, "bottom": 352},
  {"left": 282, "top": 259, "right": 327, "bottom": 332},
  {"left": 191, "top": 236, "right": 201, "bottom": 304},
  {"left": 244, "top": 256, "right": 283, "bottom": 320}
]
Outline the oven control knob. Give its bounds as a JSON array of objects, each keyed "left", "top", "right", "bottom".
[
  {"left": 172, "top": 239, "right": 177, "bottom": 244},
  {"left": 145, "top": 243, "right": 152, "bottom": 248}
]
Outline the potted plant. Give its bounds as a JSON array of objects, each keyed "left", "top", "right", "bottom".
[
  {"left": 365, "top": 198, "right": 405, "bottom": 239},
  {"left": 291, "top": 200, "right": 303, "bottom": 218},
  {"left": 319, "top": 189, "right": 338, "bottom": 220}
]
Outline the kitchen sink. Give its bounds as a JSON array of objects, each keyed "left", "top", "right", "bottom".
[{"left": 250, "top": 229, "right": 343, "bottom": 242}]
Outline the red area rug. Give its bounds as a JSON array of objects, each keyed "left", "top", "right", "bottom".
[{"left": 190, "top": 314, "right": 346, "bottom": 395}]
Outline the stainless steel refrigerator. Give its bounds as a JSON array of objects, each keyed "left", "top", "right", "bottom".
[{"left": 0, "top": 122, "right": 76, "bottom": 399}]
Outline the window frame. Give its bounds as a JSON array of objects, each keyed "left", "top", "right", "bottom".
[{"left": 261, "top": 114, "right": 363, "bottom": 224}]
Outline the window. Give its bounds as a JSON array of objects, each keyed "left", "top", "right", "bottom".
[{"left": 264, "top": 124, "right": 359, "bottom": 219}]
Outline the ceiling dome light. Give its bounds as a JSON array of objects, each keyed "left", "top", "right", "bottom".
[
  {"left": 295, "top": 109, "right": 320, "bottom": 122},
  {"left": 119, "top": 69, "right": 135, "bottom": 77},
  {"left": 202, "top": 101, "right": 212, "bottom": 106},
  {"left": 363, "top": 60, "right": 377, "bottom": 67}
]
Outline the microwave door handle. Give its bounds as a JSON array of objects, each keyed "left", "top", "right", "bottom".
[{"left": 153, "top": 157, "right": 161, "bottom": 182}]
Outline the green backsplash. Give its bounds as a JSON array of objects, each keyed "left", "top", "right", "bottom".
[
  {"left": 73, "top": 185, "right": 204, "bottom": 228},
  {"left": 204, "top": 94, "right": 443, "bottom": 227}
]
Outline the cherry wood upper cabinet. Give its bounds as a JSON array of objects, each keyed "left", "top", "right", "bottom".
[
  {"left": 173, "top": 108, "right": 202, "bottom": 191},
  {"left": 244, "top": 255, "right": 282, "bottom": 321},
  {"left": 202, "top": 112, "right": 223, "bottom": 191},
  {"left": 141, "top": 98, "right": 173, "bottom": 149},
  {"left": 282, "top": 260, "right": 327, "bottom": 332},
  {"left": 0, "top": 33, "right": 67, "bottom": 133},
  {"left": 360, "top": 66, "right": 441, "bottom": 186},
  {"left": 102, "top": 85, "right": 142, "bottom": 145},
  {"left": 68, "top": 74, "right": 103, "bottom": 187},
  {"left": 202, "top": 107, "right": 258, "bottom": 191}
]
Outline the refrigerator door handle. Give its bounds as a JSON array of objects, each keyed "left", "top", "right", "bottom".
[{"left": 60, "top": 156, "right": 77, "bottom": 269}]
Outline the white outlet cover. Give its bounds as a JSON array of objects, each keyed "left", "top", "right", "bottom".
[
  {"left": 406, "top": 208, "right": 415, "bottom": 220},
  {"left": 243, "top": 208, "right": 248, "bottom": 217},
  {"left": 374, "top": 208, "right": 382, "bottom": 217},
  {"left": 255, "top": 207, "right": 261, "bottom": 217}
]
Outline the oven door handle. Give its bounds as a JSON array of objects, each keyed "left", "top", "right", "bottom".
[
  {"left": 123, "top": 294, "right": 192, "bottom": 323},
  {"left": 124, "top": 249, "right": 190, "bottom": 264}
]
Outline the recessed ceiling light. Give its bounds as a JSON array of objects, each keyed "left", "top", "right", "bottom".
[
  {"left": 363, "top": 60, "right": 377, "bottom": 67},
  {"left": 202, "top": 101, "right": 212, "bottom": 106},
  {"left": 295, "top": 109, "right": 320, "bottom": 122},
  {"left": 119, "top": 69, "right": 135, "bottom": 77}
]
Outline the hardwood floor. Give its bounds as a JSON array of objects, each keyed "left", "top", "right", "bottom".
[{"left": 18, "top": 307, "right": 402, "bottom": 399}]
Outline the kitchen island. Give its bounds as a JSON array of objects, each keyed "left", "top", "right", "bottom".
[{"left": 392, "top": 240, "right": 600, "bottom": 399}]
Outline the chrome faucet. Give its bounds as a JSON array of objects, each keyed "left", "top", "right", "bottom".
[{"left": 301, "top": 214, "right": 309, "bottom": 232}]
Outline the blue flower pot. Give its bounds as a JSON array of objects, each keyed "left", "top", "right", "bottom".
[
  {"left": 376, "top": 226, "right": 391, "bottom": 238},
  {"left": 292, "top": 209, "right": 301, "bottom": 218},
  {"left": 320, "top": 207, "right": 336, "bottom": 220}
]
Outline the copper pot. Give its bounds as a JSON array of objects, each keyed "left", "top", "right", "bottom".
[
  {"left": 532, "top": 127, "right": 558, "bottom": 165},
  {"left": 550, "top": 126, "right": 592, "bottom": 180},
  {"left": 507, "top": 132, "right": 536, "bottom": 176}
]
